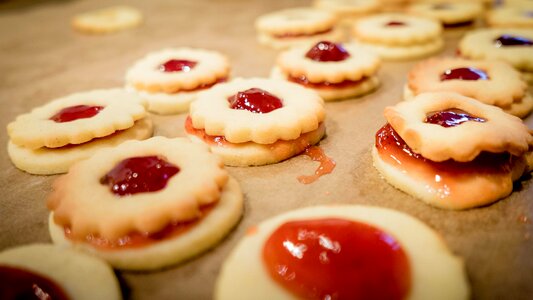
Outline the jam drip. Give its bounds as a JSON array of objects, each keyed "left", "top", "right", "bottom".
[
  {"left": 386, "top": 21, "right": 406, "bottom": 26},
  {"left": 100, "top": 156, "right": 180, "bottom": 196},
  {"left": 425, "top": 108, "right": 486, "bottom": 128},
  {"left": 305, "top": 41, "right": 350, "bottom": 62},
  {"left": 263, "top": 218, "right": 411, "bottom": 300},
  {"left": 0, "top": 265, "right": 70, "bottom": 300},
  {"left": 440, "top": 67, "right": 489, "bottom": 81},
  {"left": 297, "top": 146, "right": 336, "bottom": 184},
  {"left": 494, "top": 35, "right": 533, "bottom": 47},
  {"left": 228, "top": 88, "right": 283, "bottom": 114},
  {"left": 50, "top": 105, "right": 104, "bottom": 123},
  {"left": 159, "top": 59, "right": 197, "bottom": 72}
]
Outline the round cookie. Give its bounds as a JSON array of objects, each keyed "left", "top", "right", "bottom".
[
  {"left": 47, "top": 137, "right": 243, "bottom": 270},
  {"left": 215, "top": 205, "right": 469, "bottom": 300},
  {"left": 352, "top": 13, "right": 444, "bottom": 60},
  {"left": 72, "top": 5, "right": 142, "bottom": 34},
  {"left": 186, "top": 78, "right": 326, "bottom": 166},
  {"left": 486, "top": 6, "right": 533, "bottom": 28},
  {"left": 255, "top": 7, "right": 344, "bottom": 50},
  {"left": 0, "top": 244, "right": 121, "bottom": 300},
  {"left": 407, "top": 2, "right": 483, "bottom": 27},
  {"left": 271, "top": 41, "right": 381, "bottom": 101},
  {"left": 313, "top": 0, "right": 380, "bottom": 20}
]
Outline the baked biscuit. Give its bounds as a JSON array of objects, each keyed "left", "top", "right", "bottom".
[
  {"left": 6, "top": 89, "right": 152, "bottom": 174},
  {"left": 486, "top": 6, "right": 533, "bottom": 28},
  {"left": 125, "top": 48, "right": 230, "bottom": 114},
  {"left": 72, "top": 6, "right": 142, "bottom": 34},
  {"left": 352, "top": 13, "right": 444, "bottom": 60},
  {"left": 47, "top": 137, "right": 243, "bottom": 270},
  {"left": 271, "top": 41, "right": 381, "bottom": 101},
  {"left": 255, "top": 7, "right": 344, "bottom": 49},
  {"left": 407, "top": 2, "right": 483, "bottom": 27},
  {"left": 458, "top": 29, "right": 533, "bottom": 83},
  {"left": 216, "top": 205, "right": 469, "bottom": 300},
  {"left": 405, "top": 57, "right": 533, "bottom": 117},
  {"left": 374, "top": 92, "right": 532, "bottom": 209},
  {"left": 0, "top": 244, "right": 121, "bottom": 300},
  {"left": 186, "top": 78, "right": 326, "bottom": 166},
  {"left": 313, "top": 0, "right": 380, "bottom": 21}
]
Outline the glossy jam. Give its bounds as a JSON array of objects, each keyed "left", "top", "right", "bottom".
[
  {"left": 305, "top": 41, "right": 350, "bottom": 62},
  {"left": 273, "top": 28, "right": 332, "bottom": 38},
  {"left": 263, "top": 218, "right": 411, "bottom": 300},
  {"left": 0, "top": 265, "right": 70, "bottom": 300},
  {"left": 65, "top": 205, "right": 214, "bottom": 250},
  {"left": 297, "top": 146, "right": 336, "bottom": 184},
  {"left": 425, "top": 108, "right": 486, "bottom": 128},
  {"left": 158, "top": 59, "right": 197, "bottom": 72},
  {"left": 386, "top": 21, "right": 406, "bottom": 26},
  {"left": 228, "top": 88, "right": 283, "bottom": 114},
  {"left": 50, "top": 105, "right": 103, "bottom": 123},
  {"left": 440, "top": 67, "right": 489, "bottom": 81},
  {"left": 494, "top": 34, "right": 533, "bottom": 47},
  {"left": 100, "top": 156, "right": 180, "bottom": 196},
  {"left": 288, "top": 75, "right": 366, "bottom": 89}
]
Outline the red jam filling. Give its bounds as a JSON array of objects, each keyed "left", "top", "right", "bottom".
[
  {"left": 273, "top": 28, "right": 332, "bottom": 39},
  {"left": 50, "top": 105, "right": 103, "bottom": 123},
  {"left": 228, "top": 88, "right": 283, "bottom": 114},
  {"left": 158, "top": 59, "right": 197, "bottom": 72},
  {"left": 494, "top": 35, "right": 533, "bottom": 47},
  {"left": 386, "top": 21, "right": 406, "bottom": 26},
  {"left": 305, "top": 41, "right": 350, "bottom": 62},
  {"left": 297, "top": 146, "right": 336, "bottom": 184},
  {"left": 288, "top": 75, "right": 366, "bottom": 89},
  {"left": 263, "top": 218, "right": 411, "bottom": 300},
  {"left": 440, "top": 67, "right": 489, "bottom": 81},
  {"left": 0, "top": 265, "right": 70, "bottom": 300},
  {"left": 425, "top": 108, "right": 486, "bottom": 128},
  {"left": 100, "top": 156, "right": 180, "bottom": 196}
]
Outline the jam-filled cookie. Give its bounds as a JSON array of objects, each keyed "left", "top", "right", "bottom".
[
  {"left": 271, "top": 41, "right": 381, "bottom": 101},
  {"left": 47, "top": 137, "right": 243, "bottom": 270},
  {"left": 405, "top": 57, "right": 533, "bottom": 118},
  {"left": 185, "top": 78, "right": 326, "bottom": 166},
  {"left": 7, "top": 89, "right": 152, "bottom": 175},
  {"left": 0, "top": 244, "right": 121, "bottom": 300},
  {"left": 352, "top": 13, "right": 444, "bottom": 60},
  {"left": 215, "top": 205, "right": 469, "bottom": 300},
  {"left": 458, "top": 29, "right": 533, "bottom": 83},
  {"left": 125, "top": 48, "right": 230, "bottom": 114},
  {"left": 486, "top": 6, "right": 533, "bottom": 28},
  {"left": 373, "top": 92, "right": 532, "bottom": 210},
  {"left": 407, "top": 2, "right": 483, "bottom": 27},
  {"left": 255, "top": 7, "right": 344, "bottom": 50},
  {"left": 72, "top": 5, "right": 143, "bottom": 34},
  {"left": 313, "top": 0, "right": 380, "bottom": 22}
]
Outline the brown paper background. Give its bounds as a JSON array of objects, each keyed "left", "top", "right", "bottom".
[{"left": 0, "top": 0, "right": 532, "bottom": 299}]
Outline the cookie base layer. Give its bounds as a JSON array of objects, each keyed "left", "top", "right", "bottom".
[
  {"left": 0, "top": 244, "right": 121, "bottom": 300},
  {"left": 356, "top": 38, "right": 444, "bottom": 61},
  {"left": 49, "top": 176, "right": 243, "bottom": 271},
  {"left": 215, "top": 205, "right": 469, "bottom": 300},
  {"left": 372, "top": 147, "right": 527, "bottom": 210},
  {"left": 187, "top": 122, "right": 326, "bottom": 167},
  {"left": 126, "top": 85, "right": 197, "bottom": 115},
  {"left": 8, "top": 118, "right": 153, "bottom": 175},
  {"left": 257, "top": 26, "right": 344, "bottom": 50}
]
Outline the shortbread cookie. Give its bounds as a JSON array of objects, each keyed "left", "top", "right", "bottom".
[
  {"left": 313, "top": 0, "right": 380, "bottom": 19},
  {"left": 458, "top": 29, "right": 533, "bottom": 82},
  {"left": 405, "top": 57, "right": 533, "bottom": 117},
  {"left": 47, "top": 137, "right": 243, "bottom": 270},
  {"left": 352, "top": 13, "right": 444, "bottom": 60},
  {"left": 255, "top": 7, "right": 344, "bottom": 50},
  {"left": 486, "top": 6, "right": 533, "bottom": 28},
  {"left": 374, "top": 92, "right": 532, "bottom": 209},
  {"left": 0, "top": 244, "right": 121, "bottom": 300},
  {"left": 216, "top": 205, "right": 469, "bottom": 300},
  {"left": 186, "top": 78, "right": 326, "bottom": 166},
  {"left": 407, "top": 2, "right": 483, "bottom": 27},
  {"left": 271, "top": 41, "right": 381, "bottom": 101},
  {"left": 72, "top": 6, "right": 142, "bottom": 34}
]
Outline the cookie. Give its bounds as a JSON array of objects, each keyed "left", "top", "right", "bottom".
[
  {"left": 407, "top": 2, "right": 483, "bottom": 27},
  {"left": 352, "top": 13, "right": 444, "bottom": 60},
  {"left": 374, "top": 92, "right": 532, "bottom": 209},
  {"left": 458, "top": 29, "right": 533, "bottom": 82},
  {"left": 405, "top": 57, "right": 533, "bottom": 118},
  {"left": 125, "top": 48, "right": 230, "bottom": 114},
  {"left": 186, "top": 78, "right": 326, "bottom": 166},
  {"left": 0, "top": 244, "right": 121, "bottom": 300},
  {"left": 215, "top": 205, "right": 469, "bottom": 300},
  {"left": 72, "top": 5, "right": 142, "bottom": 34},
  {"left": 313, "top": 0, "right": 380, "bottom": 19},
  {"left": 47, "top": 137, "right": 243, "bottom": 270},
  {"left": 486, "top": 6, "right": 533, "bottom": 28},
  {"left": 271, "top": 41, "right": 381, "bottom": 101},
  {"left": 255, "top": 7, "right": 344, "bottom": 50}
]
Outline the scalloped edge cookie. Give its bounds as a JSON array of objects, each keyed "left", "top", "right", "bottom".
[
  {"left": 313, "top": 0, "right": 380, "bottom": 18},
  {"left": 486, "top": 6, "right": 533, "bottom": 28},
  {"left": 72, "top": 5, "right": 142, "bottom": 34},
  {"left": 125, "top": 84, "right": 202, "bottom": 115},
  {"left": 407, "top": 2, "right": 483, "bottom": 26}
]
